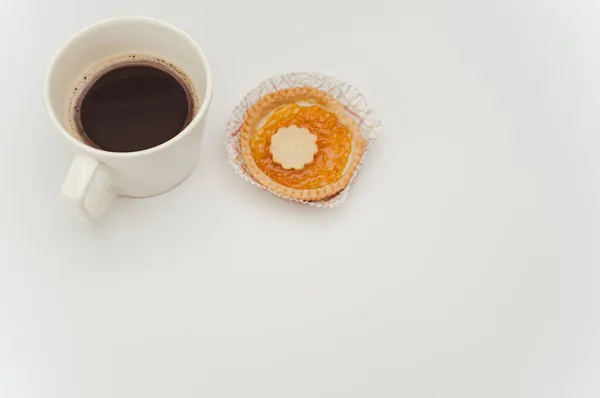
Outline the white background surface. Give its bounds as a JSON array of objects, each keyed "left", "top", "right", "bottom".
[{"left": 0, "top": 0, "right": 599, "bottom": 397}]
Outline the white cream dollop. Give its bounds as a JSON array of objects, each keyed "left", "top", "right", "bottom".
[{"left": 269, "top": 125, "right": 318, "bottom": 170}]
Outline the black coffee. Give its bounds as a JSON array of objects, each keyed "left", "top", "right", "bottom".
[{"left": 76, "top": 63, "right": 193, "bottom": 152}]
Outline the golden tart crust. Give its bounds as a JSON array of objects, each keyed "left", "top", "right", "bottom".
[{"left": 240, "top": 87, "right": 365, "bottom": 201}]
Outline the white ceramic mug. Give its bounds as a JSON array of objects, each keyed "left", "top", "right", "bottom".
[{"left": 45, "top": 16, "right": 212, "bottom": 219}]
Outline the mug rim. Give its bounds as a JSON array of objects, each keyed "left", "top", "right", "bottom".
[{"left": 44, "top": 16, "right": 213, "bottom": 158}]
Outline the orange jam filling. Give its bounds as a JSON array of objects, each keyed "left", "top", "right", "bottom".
[{"left": 250, "top": 103, "right": 353, "bottom": 189}]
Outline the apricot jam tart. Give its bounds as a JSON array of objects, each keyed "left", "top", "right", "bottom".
[{"left": 240, "top": 87, "right": 365, "bottom": 201}]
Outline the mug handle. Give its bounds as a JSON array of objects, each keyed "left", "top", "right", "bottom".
[{"left": 62, "top": 155, "right": 116, "bottom": 219}]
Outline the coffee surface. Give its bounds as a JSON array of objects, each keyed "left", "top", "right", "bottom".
[{"left": 78, "top": 64, "right": 192, "bottom": 152}]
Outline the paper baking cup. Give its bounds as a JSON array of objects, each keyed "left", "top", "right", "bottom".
[{"left": 226, "top": 72, "right": 382, "bottom": 207}]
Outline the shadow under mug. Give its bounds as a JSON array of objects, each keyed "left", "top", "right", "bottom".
[{"left": 45, "top": 16, "right": 212, "bottom": 219}]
